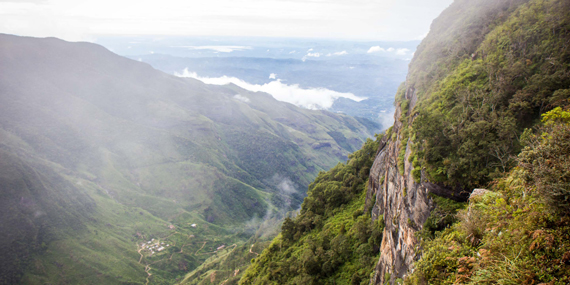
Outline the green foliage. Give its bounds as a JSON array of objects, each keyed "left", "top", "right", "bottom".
[
  {"left": 406, "top": 120, "right": 570, "bottom": 284},
  {"left": 419, "top": 194, "right": 467, "bottom": 240},
  {"left": 541, "top": 106, "right": 570, "bottom": 125},
  {"left": 407, "top": 0, "right": 570, "bottom": 190},
  {"left": 411, "top": 156, "right": 422, "bottom": 183},
  {"left": 239, "top": 137, "right": 383, "bottom": 284},
  {"left": 179, "top": 238, "right": 274, "bottom": 285},
  {"left": 397, "top": 125, "right": 410, "bottom": 175},
  {"left": 519, "top": 106, "right": 570, "bottom": 215}
]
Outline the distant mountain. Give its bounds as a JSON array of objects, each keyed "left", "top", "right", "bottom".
[
  {"left": 0, "top": 34, "right": 375, "bottom": 284},
  {"left": 94, "top": 36, "right": 414, "bottom": 125},
  {"left": 130, "top": 54, "right": 407, "bottom": 124}
]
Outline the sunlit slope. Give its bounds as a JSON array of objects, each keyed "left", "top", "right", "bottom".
[{"left": 0, "top": 34, "right": 374, "bottom": 284}]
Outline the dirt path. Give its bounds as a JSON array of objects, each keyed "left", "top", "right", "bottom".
[
  {"left": 195, "top": 241, "right": 207, "bottom": 255},
  {"left": 168, "top": 233, "right": 195, "bottom": 260},
  {"left": 137, "top": 244, "right": 144, "bottom": 263},
  {"left": 145, "top": 264, "right": 152, "bottom": 285},
  {"left": 136, "top": 232, "right": 195, "bottom": 283},
  {"left": 170, "top": 242, "right": 190, "bottom": 260},
  {"left": 249, "top": 244, "right": 259, "bottom": 256},
  {"left": 163, "top": 231, "right": 179, "bottom": 240}
]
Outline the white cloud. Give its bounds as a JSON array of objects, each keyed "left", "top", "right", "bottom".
[
  {"left": 175, "top": 68, "right": 366, "bottom": 110},
  {"left": 367, "top": 46, "right": 386, "bottom": 53},
  {"left": 307, "top": 48, "right": 313, "bottom": 52},
  {"left": 277, "top": 177, "right": 297, "bottom": 195},
  {"left": 233, "top": 94, "right": 250, "bottom": 103},
  {"left": 396, "top": 48, "right": 410, "bottom": 55},
  {"left": 269, "top": 73, "right": 277, "bottom": 79},
  {"left": 327, "top": 50, "right": 347, "bottom": 56},
  {"left": 369, "top": 46, "right": 406, "bottom": 55},
  {"left": 172, "top": 45, "right": 251, "bottom": 53},
  {"left": 302, "top": 52, "right": 321, "bottom": 61},
  {"left": 289, "top": 50, "right": 296, "bottom": 54}
]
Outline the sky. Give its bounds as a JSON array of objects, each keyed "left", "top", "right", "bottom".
[{"left": 0, "top": 0, "right": 453, "bottom": 42}]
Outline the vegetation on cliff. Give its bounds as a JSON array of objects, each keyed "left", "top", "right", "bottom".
[
  {"left": 240, "top": 136, "right": 384, "bottom": 284},
  {"left": 400, "top": 0, "right": 570, "bottom": 283},
  {"left": 406, "top": 0, "right": 570, "bottom": 190},
  {"left": 406, "top": 107, "right": 570, "bottom": 284}
]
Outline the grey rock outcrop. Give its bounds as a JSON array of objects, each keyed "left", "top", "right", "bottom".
[{"left": 366, "top": 87, "right": 469, "bottom": 284}]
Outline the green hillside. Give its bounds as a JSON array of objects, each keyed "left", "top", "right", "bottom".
[
  {"left": 0, "top": 34, "right": 376, "bottom": 284},
  {"left": 239, "top": 137, "right": 383, "bottom": 284},
  {"left": 239, "top": 0, "right": 570, "bottom": 284}
]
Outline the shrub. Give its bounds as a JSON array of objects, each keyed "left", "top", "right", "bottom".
[{"left": 519, "top": 107, "right": 570, "bottom": 215}]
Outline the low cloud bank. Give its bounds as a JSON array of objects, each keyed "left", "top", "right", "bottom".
[
  {"left": 327, "top": 50, "right": 348, "bottom": 56},
  {"left": 171, "top": 45, "right": 252, "bottom": 53},
  {"left": 396, "top": 48, "right": 410, "bottom": 55},
  {"left": 175, "top": 68, "right": 366, "bottom": 110},
  {"left": 367, "top": 46, "right": 386, "bottom": 53},
  {"left": 302, "top": 52, "right": 322, "bottom": 61},
  {"left": 367, "top": 46, "right": 410, "bottom": 55}
]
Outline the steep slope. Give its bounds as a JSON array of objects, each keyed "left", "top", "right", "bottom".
[
  {"left": 368, "top": 0, "right": 570, "bottom": 283},
  {"left": 239, "top": 0, "right": 570, "bottom": 284},
  {"left": 239, "top": 137, "right": 383, "bottom": 284},
  {"left": 405, "top": 107, "right": 570, "bottom": 284},
  {"left": 0, "top": 34, "right": 374, "bottom": 284}
]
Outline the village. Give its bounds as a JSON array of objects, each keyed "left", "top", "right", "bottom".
[
  {"left": 140, "top": 238, "right": 171, "bottom": 255},
  {"left": 138, "top": 223, "right": 229, "bottom": 257}
]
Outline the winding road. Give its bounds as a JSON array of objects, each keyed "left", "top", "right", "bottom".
[{"left": 249, "top": 244, "right": 259, "bottom": 256}]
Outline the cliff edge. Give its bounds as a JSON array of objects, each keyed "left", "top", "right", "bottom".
[{"left": 367, "top": 0, "right": 570, "bottom": 283}]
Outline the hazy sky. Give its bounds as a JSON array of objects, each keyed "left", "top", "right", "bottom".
[{"left": 0, "top": 0, "right": 453, "bottom": 42}]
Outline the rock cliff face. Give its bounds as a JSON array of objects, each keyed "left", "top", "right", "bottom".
[
  {"left": 366, "top": 87, "right": 431, "bottom": 284},
  {"left": 366, "top": 87, "right": 471, "bottom": 284}
]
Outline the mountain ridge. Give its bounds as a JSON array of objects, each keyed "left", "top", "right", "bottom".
[{"left": 0, "top": 33, "right": 375, "bottom": 284}]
